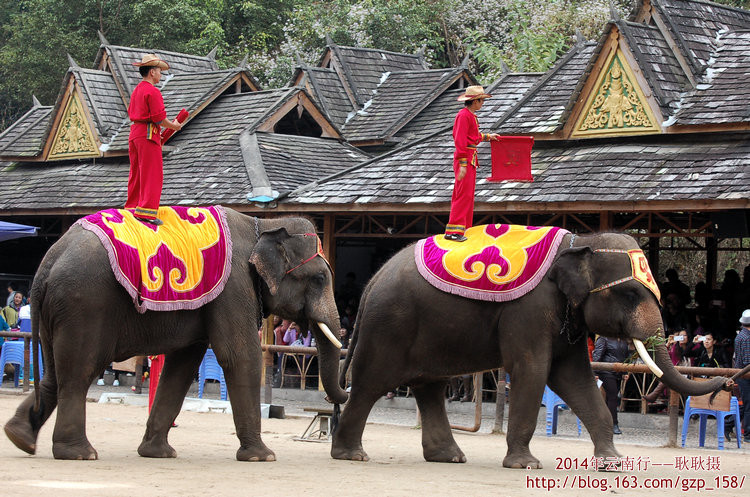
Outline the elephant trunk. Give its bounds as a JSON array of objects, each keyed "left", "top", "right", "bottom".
[
  {"left": 649, "top": 340, "right": 727, "bottom": 396},
  {"left": 314, "top": 319, "right": 349, "bottom": 405}
]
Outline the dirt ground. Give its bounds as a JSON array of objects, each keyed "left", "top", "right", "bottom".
[{"left": 0, "top": 394, "right": 746, "bottom": 497}]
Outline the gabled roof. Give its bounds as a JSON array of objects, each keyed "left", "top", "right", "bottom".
[
  {"left": 0, "top": 99, "right": 52, "bottom": 157},
  {"left": 69, "top": 66, "right": 129, "bottom": 139},
  {"left": 494, "top": 41, "right": 598, "bottom": 135},
  {"left": 342, "top": 68, "right": 472, "bottom": 143},
  {"left": 671, "top": 30, "right": 750, "bottom": 126}
]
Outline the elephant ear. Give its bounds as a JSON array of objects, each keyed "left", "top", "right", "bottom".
[
  {"left": 249, "top": 227, "right": 292, "bottom": 295},
  {"left": 548, "top": 246, "right": 594, "bottom": 308}
]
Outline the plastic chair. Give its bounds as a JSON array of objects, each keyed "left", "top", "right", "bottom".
[
  {"left": 681, "top": 395, "right": 741, "bottom": 450},
  {"left": 197, "top": 349, "right": 227, "bottom": 400},
  {"left": 0, "top": 341, "right": 43, "bottom": 386},
  {"left": 542, "top": 386, "right": 582, "bottom": 436},
  {"left": 18, "top": 319, "right": 31, "bottom": 333}
]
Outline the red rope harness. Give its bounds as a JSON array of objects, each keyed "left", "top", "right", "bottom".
[{"left": 285, "top": 233, "right": 331, "bottom": 274}]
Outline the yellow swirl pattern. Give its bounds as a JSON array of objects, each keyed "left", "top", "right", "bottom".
[
  {"left": 433, "top": 225, "right": 555, "bottom": 284},
  {"left": 102, "top": 207, "right": 220, "bottom": 293}
]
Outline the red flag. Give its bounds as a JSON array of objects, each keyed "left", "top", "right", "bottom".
[
  {"left": 160, "top": 108, "right": 189, "bottom": 144},
  {"left": 488, "top": 136, "right": 534, "bottom": 182}
]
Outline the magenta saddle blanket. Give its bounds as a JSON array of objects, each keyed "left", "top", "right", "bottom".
[
  {"left": 415, "top": 224, "right": 569, "bottom": 302},
  {"left": 76, "top": 206, "right": 233, "bottom": 313}
]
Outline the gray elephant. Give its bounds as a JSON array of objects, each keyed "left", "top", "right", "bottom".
[
  {"left": 4, "top": 211, "right": 349, "bottom": 460},
  {"left": 332, "top": 231, "right": 729, "bottom": 468}
]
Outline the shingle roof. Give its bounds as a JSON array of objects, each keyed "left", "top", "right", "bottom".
[
  {"left": 342, "top": 68, "right": 465, "bottom": 142},
  {"left": 0, "top": 103, "right": 53, "bottom": 157},
  {"left": 72, "top": 68, "right": 128, "bottom": 139},
  {"left": 332, "top": 45, "right": 427, "bottom": 105},
  {"left": 494, "top": 42, "right": 598, "bottom": 134},
  {"left": 621, "top": 21, "right": 690, "bottom": 113},
  {"left": 655, "top": 0, "right": 750, "bottom": 71},
  {"left": 304, "top": 67, "right": 353, "bottom": 128},
  {"left": 286, "top": 132, "right": 749, "bottom": 206},
  {"left": 672, "top": 30, "right": 750, "bottom": 125},
  {"left": 100, "top": 45, "right": 220, "bottom": 97}
]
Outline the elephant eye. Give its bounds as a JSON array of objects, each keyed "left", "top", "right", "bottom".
[{"left": 313, "top": 272, "right": 326, "bottom": 286}]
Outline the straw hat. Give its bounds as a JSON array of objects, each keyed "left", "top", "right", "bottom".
[
  {"left": 133, "top": 54, "right": 169, "bottom": 71},
  {"left": 740, "top": 309, "right": 750, "bottom": 325},
  {"left": 457, "top": 85, "right": 492, "bottom": 102}
]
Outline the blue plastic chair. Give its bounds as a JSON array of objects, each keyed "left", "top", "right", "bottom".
[
  {"left": 0, "top": 341, "right": 43, "bottom": 387},
  {"left": 198, "top": 349, "right": 227, "bottom": 400},
  {"left": 19, "top": 319, "right": 31, "bottom": 333},
  {"left": 542, "top": 386, "right": 582, "bottom": 436},
  {"left": 681, "top": 395, "right": 741, "bottom": 450}
]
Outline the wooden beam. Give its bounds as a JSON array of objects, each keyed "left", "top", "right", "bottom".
[{"left": 323, "top": 213, "right": 336, "bottom": 283}]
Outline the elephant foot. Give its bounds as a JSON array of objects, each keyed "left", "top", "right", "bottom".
[
  {"left": 236, "top": 444, "right": 276, "bottom": 462},
  {"left": 138, "top": 438, "right": 177, "bottom": 458},
  {"left": 424, "top": 445, "right": 466, "bottom": 463},
  {"left": 4, "top": 418, "right": 37, "bottom": 455},
  {"left": 593, "top": 446, "right": 622, "bottom": 471},
  {"left": 331, "top": 445, "right": 370, "bottom": 461},
  {"left": 503, "top": 452, "right": 542, "bottom": 469},
  {"left": 52, "top": 441, "right": 98, "bottom": 460}
]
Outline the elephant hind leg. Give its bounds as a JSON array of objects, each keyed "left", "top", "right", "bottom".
[
  {"left": 5, "top": 360, "right": 57, "bottom": 454},
  {"left": 413, "top": 381, "right": 466, "bottom": 463},
  {"left": 4, "top": 367, "right": 58, "bottom": 455}
]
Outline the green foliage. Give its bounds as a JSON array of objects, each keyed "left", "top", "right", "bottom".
[{"left": 1, "top": 0, "right": 750, "bottom": 130}]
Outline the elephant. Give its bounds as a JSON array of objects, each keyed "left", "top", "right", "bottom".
[
  {"left": 331, "top": 231, "right": 730, "bottom": 468},
  {"left": 4, "top": 211, "right": 349, "bottom": 460}
]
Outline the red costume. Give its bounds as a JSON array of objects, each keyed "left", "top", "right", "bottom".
[
  {"left": 446, "top": 107, "right": 490, "bottom": 237},
  {"left": 126, "top": 81, "right": 167, "bottom": 221}
]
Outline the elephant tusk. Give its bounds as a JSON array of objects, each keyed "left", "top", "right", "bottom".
[
  {"left": 633, "top": 339, "right": 663, "bottom": 378},
  {"left": 317, "top": 322, "right": 342, "bottom": 349}
]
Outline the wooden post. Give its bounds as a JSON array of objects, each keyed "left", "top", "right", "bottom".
[
  {"left": 22, "top": 336, "right": 30, "bottom": 393},
  {"left": 706, "top": 234, "right": 718, "bottom": 290},
  {"left": 648, "top": 236, "right": 660, "bottom": 279},
  {"left": 667, "top": 388, "right": 680, "bottom": 447},
  {"left": 262, "top": 316, "right": 275, "bottom": 404},
  {"left": 493, "top": 368, "right": 506, "bottom": 434}
]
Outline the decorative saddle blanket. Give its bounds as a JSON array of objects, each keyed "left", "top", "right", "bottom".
[
  {"left": 415, "top": 224, "right": 569, "bottom": 302},
  {"left": 76, "top": 206, "right": 233, "bottom": 313}
]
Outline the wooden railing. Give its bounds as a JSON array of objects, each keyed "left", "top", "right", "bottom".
[{"left": 0, "top": 331, "right": 33, "bottom": 392}]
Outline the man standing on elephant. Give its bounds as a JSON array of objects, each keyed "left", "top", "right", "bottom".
[
  {"left": 126, "top": 54, "right": 182, "bottom": 226},
  {"left": 735, "top": 310, "right": 750, "bottom": 443},
  {"left": 444, "top": 85, "right": 499, "bottom": 242}
]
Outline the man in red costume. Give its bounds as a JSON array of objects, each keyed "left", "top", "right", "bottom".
[
  {"left": 126, "top": 54, "right": 182, "bottom": 226},
  {"left": 444, "top": 85, "right": 499, "bottom": 242}
]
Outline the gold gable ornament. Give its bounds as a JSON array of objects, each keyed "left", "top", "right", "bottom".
[
  {"left": 48, "top": 92, "right": 99, "bottom": 160},
  {"left": 572, "top": 49, "right": 661, "bottom": 138}
]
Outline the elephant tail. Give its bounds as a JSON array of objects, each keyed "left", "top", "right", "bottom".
[{"left": 29, "top": 269, "right": 48, "bottom": 413}]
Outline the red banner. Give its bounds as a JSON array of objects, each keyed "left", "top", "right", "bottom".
[
  {"left": 160, "top": 108, "right": 189, "bottom": 144},
  {"left": 488, "top": 136, "right": 534, "bottom": 182}
]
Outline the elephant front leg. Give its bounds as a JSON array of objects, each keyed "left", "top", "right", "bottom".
[
  {"left": 331, "top": 388, "right": 382, "bottom": 461},
  {"left": 547, "top": 354, "right": 621, "bottom": 462},
  {"left": 413, "top": 381, "right": 466, "bottom": 463},
  {"left": 216, "top": 349, "right": 275, "bottom": 462},
  {"left": 503, "top": 370, "right": 546, "bottom": 469},
  {"left": 138, "top": 345, "right": 205, "bottom": 458}
]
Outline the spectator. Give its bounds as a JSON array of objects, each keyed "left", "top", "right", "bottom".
[
  {"left": 662, "top": 294, "right": 690, "bottom": 335},
  {"left": 337, "top": 272, "right": 361, "bottom": 311},
  {"left": 448, "top": 375, "right": 473, "bottom": 402},
  {"left": 643, "top": 329, "right": 693, "bottom": 404},
  {"left": 5, "top": 283, "right": 15, "bottom": 307},
  {"left": 687, "top": 332, "right": 729, "bottom": 369},
  {"left": 735, "top": 310, "right": 750, "bottom": 444},
  {"left": 339, "top": 304, "right": 356, "bottom": 348},
  {"left": 97, "top": 366, "right": 121, "bottom": 387},
  {"left": 0, "top": 313, "right": 9, "bottom": 347},
  {"left": 718, "top": 270, "right": 742, "bottom": 336},
  {"left": 694, "top": 281, "right": 711, "bottom": 314},
  {"left": 593, "top": 336, "right": 629, "bottom": 435},
  {"left": 661, "top": 268, "right": 691, "bottom": 308},
  {"left": 17, "top": 296, "right": 30, "bottom": 327},
  {"left": 2, "top": 291, "right": 23, "bottom": 328}
]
